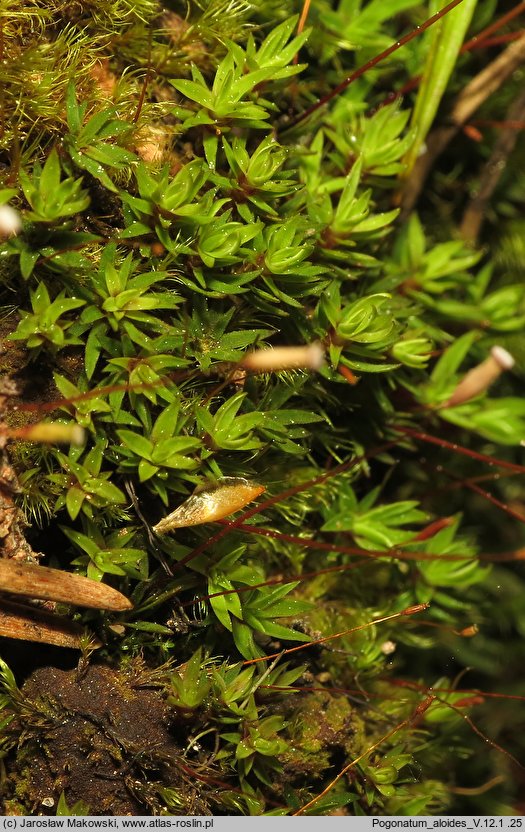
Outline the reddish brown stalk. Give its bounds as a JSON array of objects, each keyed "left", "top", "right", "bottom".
[
  {"left": 283, "top": 0, "right": 466, "bottom": 130},
  {"left": 36, "top": 239, "right": 105, "bottom": 267},
  {"left": 395, "top": 425, "right": 525, "bottom": 474},
  {"left": 485, "top": 548, "right": 525, "bottom": 562},
  {"left": 133, "top": 28, "right": 153, "bottom": 123},
  {"left": 289, "top": 673, "right": 525, "bottom": 780},
  {"left": 409, "top": 516, "right": 455, "bottom": 542},
  {"left": 243, "top": 604, "right": 429, "bottom": 666},
  {"left": 446, "top": 469, "right": 520, "bottom": 490},
  {"left": 174, "top": 762, "right": 285, "bottom": 810},
  {"left": 463, "top": 124, "right": 484, "bottom": 141},
  {"left": 450, "top": 474, "right": 525, "bottom": 524},
  {"left": 293, "top": 694, "right": 435, "bottom": 815},
  {"left": 388, "top": 678, "right": 525, "bottom": 703},
  {"left": 216, "top": 517, "right": 479, "bottom": 561},
  {"left": 12, "top": 371, "right": 193, "bottom": 415},
  {"left": 375, "top": 4, "right": 525, "bottom": 112},
  {"left": 454, "top": 695, "right": 485, "bottom": 707},
  {"left": 435, "top": 696, "right": 525, "bottom": 771},
  {"left": 13, "top": 343, "right": 322, "bottom": 419},
  {"left": 337, "top": 364, "right": 359, "bottom": 385},
  {"left": 179, "top": 559, "right": 371, "bottom": 608},
  {"left": 269, "top": 682, "right": 525, "bottom": 705},
  {"left": 178, "top": 520, "right": 515, "bottom": 611},
  {"left": 216, "top": 509, "right": 525, "bottom": 566},
  {"left": 462, "top": 1, "right": 525, "bottom": 53},
  {"left": 450, "top": 776, "right": 505, "bottom": 796},
  {"left": 410, "top": 618, "right": 479, "bottom": 637},
  {"left": 470, "top": 118, "right": 525, "bottom": 129},
  {"left": 299, "top": 677, "right": 525, "bottom": 780},
  {"left": 296, "top": 0, "right": 311, "bottom": 37},
  {"left": 264, "top": 683, "right": 382, "bottom": 699},
  {"left": 293, "top": 0, "right": 311, "bottom": 64},
  {"left": 467, "top": 31, "right": 525, "bottom": 50}
]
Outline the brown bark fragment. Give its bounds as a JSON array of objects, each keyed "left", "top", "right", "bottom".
[
  {"left": 0, "top": 598, "right": 91, "bottom": 648},
  {"left": 0, "top": 560, "right": 133, "bottom": 611}
]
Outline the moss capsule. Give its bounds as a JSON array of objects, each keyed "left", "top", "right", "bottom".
[{"left": 153, "top": 477, "right": 265, "bottom": 534}]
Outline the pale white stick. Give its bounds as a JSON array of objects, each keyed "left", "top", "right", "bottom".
[{"left": 241, "top": 343, "right": 325, "bottom": 373}]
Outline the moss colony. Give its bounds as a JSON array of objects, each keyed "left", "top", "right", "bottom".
[{"left": 0, "top": 0, "right": 524, "bottom": 817}]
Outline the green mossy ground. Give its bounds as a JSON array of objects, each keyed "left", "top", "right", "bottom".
[{"left": 0, "top": 0, "right": 524, "bottom": 817}]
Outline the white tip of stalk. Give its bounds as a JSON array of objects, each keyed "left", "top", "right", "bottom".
[
  {"left": 69, "top": 424, "right": 86, "bottom": 445},
  {"left": 445, "top": 345, "right": 515, "bottom": 408},
  {"left": 242, "top": 343, "right": 325, "bottom": 373},
  {"left": 490, "top": 345, "right": 515, "bottom": 370},
  {"left": 0, "top": 205, "right": 22, "bottom": 238}
]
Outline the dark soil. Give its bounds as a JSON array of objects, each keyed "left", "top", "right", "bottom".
[{"left": 3, "top": 662, "right": 211, "bottom": 815}]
